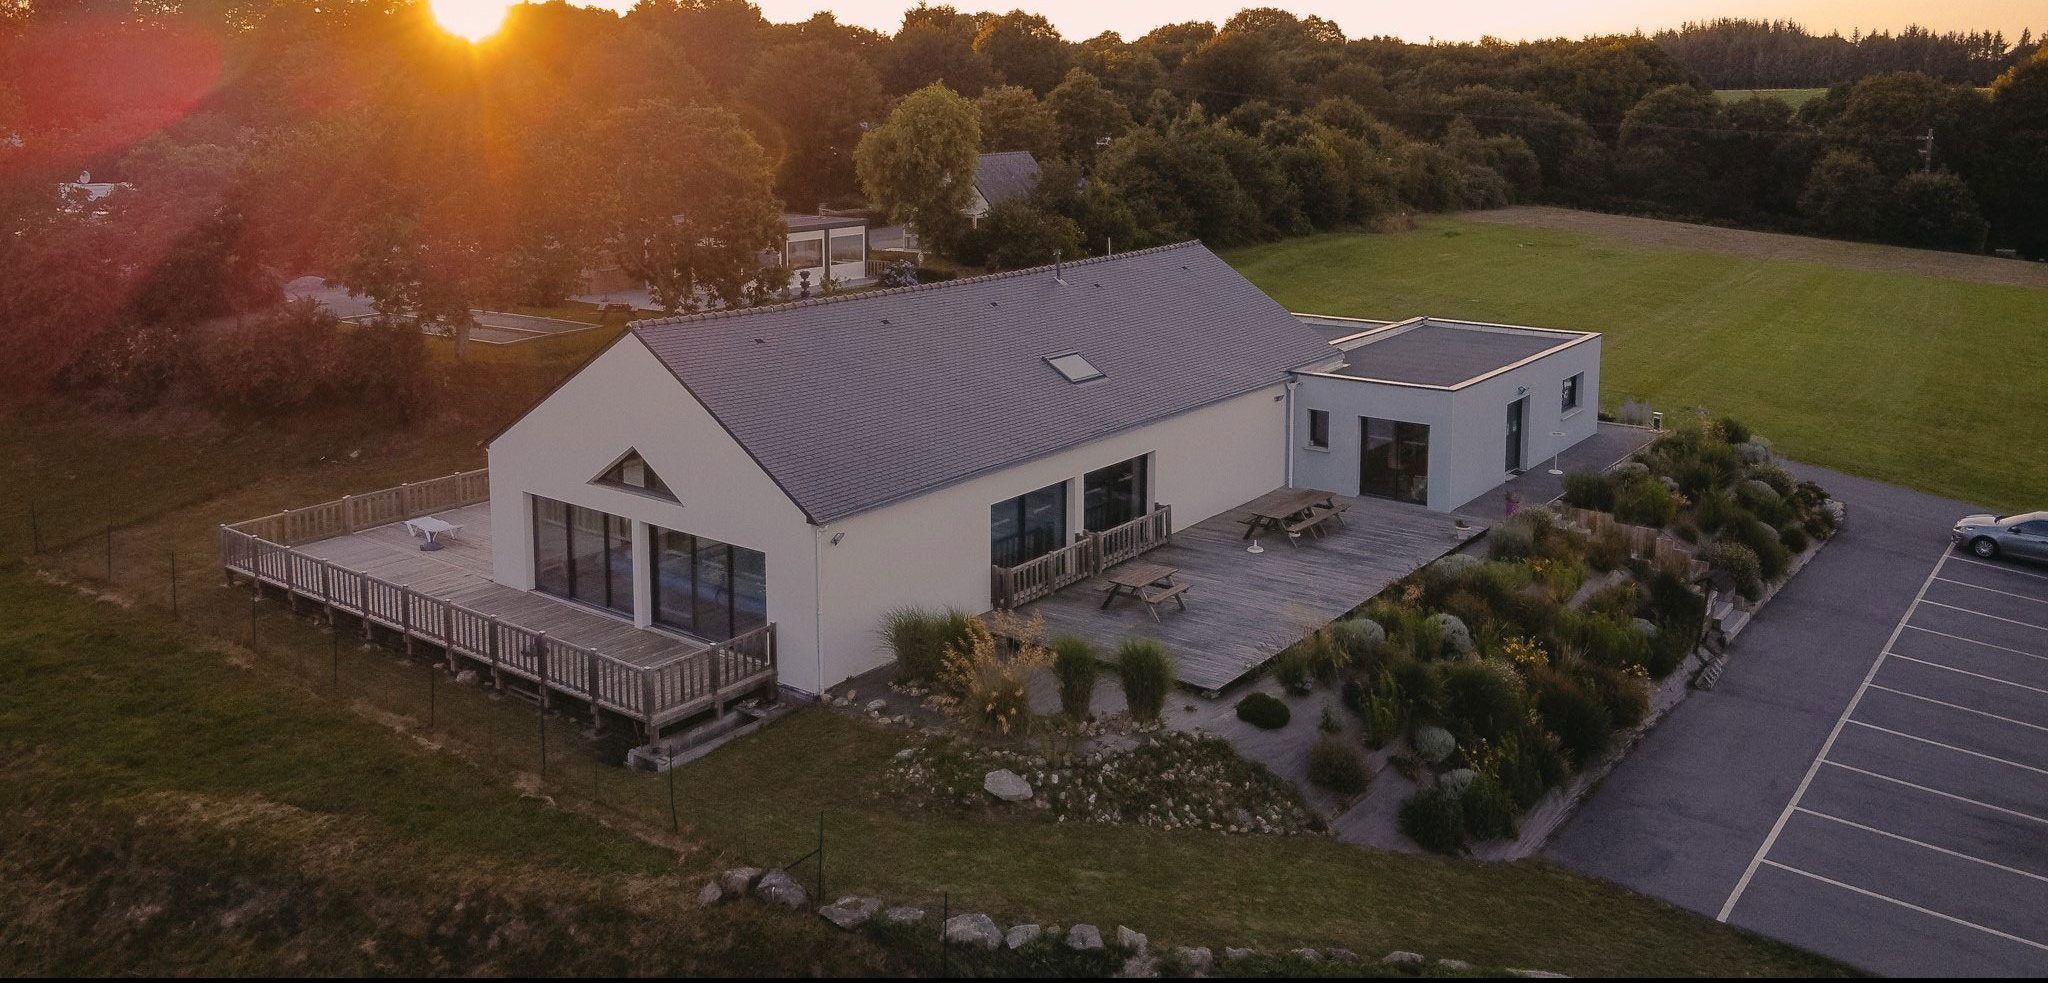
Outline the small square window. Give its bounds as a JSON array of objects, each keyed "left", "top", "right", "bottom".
[
  {"left": 1045, "top": 351, "right": 1103, "bottom": 383},
  {"left": 1562, "top": 373, "right": 1583, "bottom": 413},
  {"left": 1307, "top": 409, "right": 1330, "bottom": 449}
]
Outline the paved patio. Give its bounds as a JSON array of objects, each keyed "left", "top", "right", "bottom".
[{"left": 1025, "top": 489, "right": 1484, "bottom": 693}]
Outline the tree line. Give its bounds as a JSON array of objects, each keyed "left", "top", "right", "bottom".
[
  {"left": 3, "top": 2, "right": 2046, "bottom": 414},
  {"left": 1655, "top": 19, "right": 2040, "bottom": 89}
]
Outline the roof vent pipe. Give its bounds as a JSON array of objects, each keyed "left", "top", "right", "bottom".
[{"left": 1053, "top": 250, "right": 1064, "bottom": 284}]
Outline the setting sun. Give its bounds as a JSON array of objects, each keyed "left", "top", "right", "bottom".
[{"left": 428, "top": 0, "right": 512, "bottom": 41}]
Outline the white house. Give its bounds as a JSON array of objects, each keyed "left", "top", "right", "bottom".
[
  {"left": 486, "top": 242, "right": 1602, "bottom": 695},
  {"left": 963, "top": 151, "right": 1041, "bottom": 228},
  {"left": 775, "top": 212, "right": 870, "bottom": 292}
]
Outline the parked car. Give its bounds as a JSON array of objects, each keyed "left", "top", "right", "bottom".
[{"left": 1952, "top": 511, "right": 2048, "bottom": 562}]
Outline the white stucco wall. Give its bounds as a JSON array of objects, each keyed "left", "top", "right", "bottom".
[
  {"left": 808, "top": 384, "right": 1292, "bottom": 689},
  {"left": 1288, "top": 334, "right": 1602, "bottom": 512},
  {"left": 485, "top": 336, "right": 825, "bottom": 687}
]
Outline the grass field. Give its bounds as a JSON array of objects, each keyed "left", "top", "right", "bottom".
[
  {"left": 1713, "top": 87, "right": 1828, "bottom": 107},
  {"left": 1228, "top": 217, "right": 2048, "bottom": 511}
]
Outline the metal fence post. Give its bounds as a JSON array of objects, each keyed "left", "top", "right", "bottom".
[{"left": 940, "top": 891, "right": 950, "bottom": 977}]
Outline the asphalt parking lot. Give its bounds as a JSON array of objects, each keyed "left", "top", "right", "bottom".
[{"left": 1549, "top": 464, "right": 2048, "bottom": 976}]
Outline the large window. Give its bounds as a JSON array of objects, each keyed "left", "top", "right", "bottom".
[
  {"left": 991, "top": 481, "right": 1068, "bottom": 567},
  {"left": 1359, "top": 418, "right": 1430, "bottom": 506},
  {"left": 650, "top": 526, "right": 767, "bottom": 641},
  {"left": 829, "top": 229, "right": 864, "bottom": 265},
  {"left": 532, "top": 496, "right": 633, "bottom": 616},
  {"left": 1562, "top": 373, "right": 1584, "bottom": 413},
  {"left": 1307, "top": 409, "right": 1330, "bottom": 449},
  {"left": 786, "top": 235, "right": 823, "bottom": 269},
  {"left": 1083, "top": 455, "right": 1149, "bottom": 531}
]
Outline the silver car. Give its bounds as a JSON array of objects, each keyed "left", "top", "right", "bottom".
[{"left": 1952, "top": 511, "right": 2048, "bottom": 562}]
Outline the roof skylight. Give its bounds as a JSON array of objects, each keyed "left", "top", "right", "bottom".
[{"left": 1045, "top": 351, "right": 1103, "bottom": 383}]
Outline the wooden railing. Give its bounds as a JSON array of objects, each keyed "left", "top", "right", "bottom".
[
  {"left": 225, "top": 469, "right": 491, "bottom": 546},
  {"left": 218, "top": 524, "right": 775, "bottom": 732},
  {"left": 991, "top": 505, "right": 1173, "bottom": 609}
]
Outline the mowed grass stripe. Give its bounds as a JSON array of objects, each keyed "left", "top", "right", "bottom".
[{"left": 1229, "top": 219, "right": 2048, "bottom": 512}]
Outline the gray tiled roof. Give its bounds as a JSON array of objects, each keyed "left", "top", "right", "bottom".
[
  {"left": 974, "top": 151, "right": 1041, "bottom": 209},
  {"left": 632, "top": 242, "right": 1333, "bottom": 523},
  {"left": 1325, "top": 318, "right": 1590, "bottom": 388}
]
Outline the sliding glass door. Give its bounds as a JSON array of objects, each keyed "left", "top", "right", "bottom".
[
  {"left": 1083, "top": 454, "right": 1149, "bottom": 531},
  {"left": 649, "top": 526, "right": 768, "bottom": 642},
  {"left": 531, "top": 496, "right": 633, "bottom": 616},
  {"left": 990, "top": 481, "right": 1068, "bottom": 568},
  {"left": 1359, "top": 418, "right": 1430, "bottom": 505}
]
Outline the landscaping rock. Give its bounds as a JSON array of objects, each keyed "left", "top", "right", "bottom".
[
  {"left": 1290, "top": 947, "right": 1322, "bottom": 962},
  {"left": 1507, "top": 969, "right": 1569, "bottom": 978},
  {"left": 1119, "top": 954, "right": 1160, "bottom": 978},
  {"left": 1382, "top": 950, "right": 1426, "bottom": 965},
  {"left": 1174, "top": 946, "right": 1214, "bottom": 973},
  {"left": 1066, "top": 923, "right": 1105, "bottom": 950},
  {"left": 818, "top": 896, "right": 881, "bottom": 930},
  {"left": 719, "top": 867, "right": 761, "bottom": 895},
  {"left": 1223, "top": 947, "right": 1255, "bottom": 962},
  {"left": 1326, "top": 948, "right": 1361, "bottom": 964},
  {"left": 1116, "top": 925, "right": 1148, "bottom": 954},
  {"left": 983, "top": 768, "right": 1033, "bottom": 802},
  {"left": 1004, "top": 924, "right": 1041, "bottom": 949},
  {"left": 696, "top": 881, "right": 722, "bottom": 906},
  {"left": 866, "top": 699, "right": 888, "bottom": 713},
  {"left": 455, "top": 669, "right": 478, "bottom": 685},
  {"left": 944, "top": 913, "right": 1002, "bottom": 950},
  {"left": 1438, "top": 957, "right": 1473, "bottom": 971},
  {"left": 881, "top": 905, "right": 925, "bottom": 926},
  {"left": 754, "top": 869, "right": 806, "bottom": 910}
]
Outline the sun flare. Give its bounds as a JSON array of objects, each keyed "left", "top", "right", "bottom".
[{"left": 429, "top": 0, "right": 512, "bottom": 42}]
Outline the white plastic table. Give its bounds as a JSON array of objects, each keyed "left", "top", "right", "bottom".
[{"left": 403, "top": 516, "right": 462, "bottom": 551}]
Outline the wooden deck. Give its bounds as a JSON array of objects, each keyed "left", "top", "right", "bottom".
[
  {"left": 290, "top": 503, "right": 690, "bottom": 669},
  {"left": 1026, "top": 489, "right": 1484, "bottom": 693}
]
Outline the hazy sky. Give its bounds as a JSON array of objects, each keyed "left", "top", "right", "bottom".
[{"left": 734, "top": 1, "right": 2038, "bottom": 43}]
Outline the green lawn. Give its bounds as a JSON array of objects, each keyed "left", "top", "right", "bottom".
[
  {"left": 1228, "top": 220, "right": 2048, "bottom": 511},
  {"left": 1713, "top": 87, "right": 1828, "bottom": 107}
]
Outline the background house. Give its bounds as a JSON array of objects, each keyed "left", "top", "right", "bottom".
[
  {"left": 963, "top": 151, "right": 1041, "bottom": 228},
  {"left": 578, "top": 212, "right": 873, "bottom": 310}
]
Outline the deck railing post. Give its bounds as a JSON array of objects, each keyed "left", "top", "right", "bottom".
[
  {"left": 642, "top": 669, "right": 658, "bottom": 737},
  {"left": 399, "top": 585, "right": 414, "bottom": 656},
  {"left": 486, "top": 616, "right": 502, "bottom": 689},
  {"left": 534, "top": 631, "right": 551, "bottom": 710},
  {"left": 443, "top": 604, "right": 456, "bottom": 669},
  {"left": 319, "top": 562, "right": 334, "bottom": 624}
]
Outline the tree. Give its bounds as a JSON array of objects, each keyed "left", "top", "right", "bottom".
[
  {"left": 1046, "top": 68, "right": 1133, "bottom": 161},
  {"left": 590, "top": 101, "right": 784, "bottom": 314},
  {"left": 1885, "top": 170, "right": 1987, "bottom": 250},
  {"left": 743, "top": 41, "right": 884, "bottom": 207},
  {"left": 1616, "top": 83, "right": 1726, "bottom": 210},
  {"left": 973, "top": 84, "right": 1060, "bottom": 161},
  {"left": 856, "top": 83, "right": 981, "bottom": 251},
  {"left": 959, "top": 198, "right": 1081, "bottom": 269},
  {"left": 1984, "top": 46, "right": 2048, "bottom": 256},
  {"left": 1179, "top": 29, "right": 1291, "bottom": 113},
  {"left": 1799, "top": 149, "right": 1888, "bottom": 237},
  {"left": 885, "top": 17, "right": 995, "bottom": 96},
  {"left": 973, "top": 10, "right": 1071, "bottom": 95}
]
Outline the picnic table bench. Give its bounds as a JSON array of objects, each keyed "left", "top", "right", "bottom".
[
  {"left": 1098, "top": 560, "right": 1190, "bottom": 621},
  {"left": 1238, "top": 488, "right": 1344, "bottom": 545}
]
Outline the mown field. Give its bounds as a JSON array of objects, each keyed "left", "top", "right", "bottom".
[
  {"left": 1229, "top": 217, "right": 2048, "bottom": 512},
  {"left": 1712, "top": 87, "right": 1828, "bottom": 106}
]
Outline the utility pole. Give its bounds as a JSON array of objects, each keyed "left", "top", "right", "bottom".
[{"left": 1919, "top": 128, "right": 1935, "bottom": 172}]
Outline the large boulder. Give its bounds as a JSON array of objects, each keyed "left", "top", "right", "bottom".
[
  {"left": 818, "top": 896, "right": 882, "bottom": 930},
  {"left": 984, "top": 769, "right": 1033, "bottom": 803},
  {"left": 944, "top": 913, "right": 1002, "bottom": 950},
  {"left": 1174, "top": 946, "right": 1215, "bottom": 973},
  {"left": 881, "top": 905, "right": 926, "bottom": 926},
  {"left": 696, "top": 880, "right": 723, "bottom": 906},
  {"left": 1066, "top": 923, "right": 1105, "bottom": 950},
  {"left": 1004, "top": 924, "right": 1042, "bottom": 949},
  {"left": 1116, "top": 925, "right": 1149, "bottom": 954},
  {"left": 719, "top": 867, "right": 761, "bottom": 895},
  {"left": 754, "top": 869, "right": 807, "bottom": 910},
  {"left": 1382, "top": 950, "right": 1426, "bottom": 966}
]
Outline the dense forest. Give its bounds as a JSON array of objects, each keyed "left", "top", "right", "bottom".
[
  {"left": 1655, "top": 19, "right": 2038, "bottom": 88},
  {"left": 3, "top": 2, "right": 2047, "bottom": 414}
]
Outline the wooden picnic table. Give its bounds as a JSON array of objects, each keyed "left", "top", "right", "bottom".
[
  {"left": 1098, "top": 560, "right": 1191, "bottom": 620},
  {"left": 1238, "top": 488, "right": 1342, "bottom": 540}
]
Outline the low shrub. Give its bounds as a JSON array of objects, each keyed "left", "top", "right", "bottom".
[
  {"left": 1431, "top": 612, "right": 1475, "bottom": 657},
  {"left": 1359, "top": 674, "right": 1403, "bottom": 748},
  {"left": 1440, "top": 660, "right": 1525, "bottom": 744},
  {"left": 1460, "top": 772, "right": 1519, "bottom": 842},
  {"left": 883, "top": 607, "right": 974, "bottom": 685},
  {"left": 1412, "top": 724, "right": 1457, "bottom": 766},
  {"left": 1779, "top": 523, "right": 1810, "bottom": 555},
  {"left": 1271, "top": 644, "right": 1312, "bottom": 694},
  {"left": 1586, "top": 529, "right": 1631, "bottom": 571},
  {"left": 1748, "top": 462, "right": 1795, "bottom": 497},
  {"left": 1329, "top": 617, "right": 1386, "bottom": 666},
  {"left": 1580, "top": 664, "right": 1651, "bottom": 729},
  {"left": 1613, "top": 478, "right": 1678, "bottom": 528},
  {"left": 1724, "top": 520, "right": 1790, "bottom": 583},
  {"left": 1307, "top": 735, "right": 1371, "bottom": 795},
  {"left": 1534, "top": 676, "right": 1613, "bottom": 767},
  {"left": 1429, "top": 553, "right": 1483, "bottom": 582},
  {"left": 1487, "top": 523, "right": 1535, "bottom": 561},
  {"left": 1399, "top": 786, "right": 1467, "bottom": 854},
  {"left": 1050, "top": 635, "right": 1099, "bottom": 719},
  {"left": 1701, "top": 541, "right": 1764, "bottom": 601},
  {"left": 1582, "top": 580, "right": 1643, "bottom": 619},
  {"left": 1116, "top": 638, "right": 1174, "bottom": 724},
  {"left": 1561, "top": 469, "right": 1617, "bottom": 511},
  {"left": 1692, "top": 488, "right": 1741, "bottom": 534},
  {"left": 1390, "top": 659, "right": 1443, "bottom": 719},
  {"left": 1716, "top": 416, "right": 1752, "bottom": 445},
  {"left": 1235, "top": 691, "right": 1291, "bottom": 729},
  {"left": 939, "top": 617, "right": 1049, "bottom": 735},
  {"left": 1493, "top": 728, "right": 1570, "bottom": 809}
]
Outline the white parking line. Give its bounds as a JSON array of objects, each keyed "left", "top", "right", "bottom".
[
  {"left": 1795, "top": 807, "right": 2048, "bottom": 886},
  {"left": 1919, "top": 599, "right": 2048, "bottom": 633},
  {"left": 1951, "top": 555, "right": 2048, "bottom": 584},
  {"left": 1759, "top": 860, "right": 2048, "bottom": 954},
  {"left": 1868, "top": 684, "right": 2048, "bottom": 735},
  {"left": 1717, "top": 547, "right": 1952, "bottom": 922},
  {"left": 1888, "top": 654, "right": 2048, "bottom": 696},
  {"left": 1937, "top": 577, "right": 2048, "bottom": 607},
  {"left": 1902, "top": 624, "right": 2048, "bottom": 663},
  {"left": 1824, "top": 760, "right": 2048, "bottom": 827},
  {"left": 1845, "top": 719, "right": 2048, "bottom": 776}
]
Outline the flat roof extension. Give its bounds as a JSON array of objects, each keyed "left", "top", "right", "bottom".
[{"left": 1297, "top": 315, "right": 1596, "bottom": 389}]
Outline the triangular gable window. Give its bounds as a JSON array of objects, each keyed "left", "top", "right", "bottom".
[{"left": 593, "top": 449, "right": 677, "bottom": 501}]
